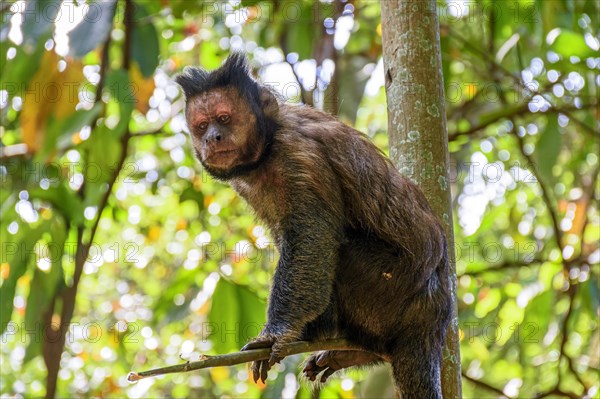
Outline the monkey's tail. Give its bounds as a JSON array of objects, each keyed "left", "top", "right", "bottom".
[
  {"left": 390, "top": 343, "right": 443, "bottom": 399},
  {"left": 391, "top": 238, "right": 449, "bottom": 399}
]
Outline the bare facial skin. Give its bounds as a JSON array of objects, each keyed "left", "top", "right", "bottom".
[{"left": 185, "top": 87, "right": 259, "bottom": 174}]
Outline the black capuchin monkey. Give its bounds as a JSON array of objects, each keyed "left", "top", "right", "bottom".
[{"left": 176, "top": 53, "right": 451, "bottom": 399}]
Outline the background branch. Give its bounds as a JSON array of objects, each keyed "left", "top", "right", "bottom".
[{"left": 462, "top": 373, "right": 510, "bottom": 398}]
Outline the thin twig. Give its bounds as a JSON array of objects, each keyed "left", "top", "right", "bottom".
[
  {"left": 557, "top": 285, "right": 589, "bottom": 392},
  {"left": 131, "top": 129, "right": 170, "bottom": 138},
  {"left": 127, "top": 338, "right": 359, "bottom": 381},
  {"left": 449, "top": 103, "right": 530, "bottom": 141},
  {"left": 461, "top": 373, "right": 510, "bottom": 398},
  {"left": 463, "top": 258, "right": 545, "bottom": 277},
  {"left": 448, "top": 102, "right": 597, "bottom": 142},
  {"left": 513, "top": 133, "right": 564, "bottom": 257}
]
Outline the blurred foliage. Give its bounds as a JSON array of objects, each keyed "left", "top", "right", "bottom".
[{"left": 0, "top": 0, "right": 598, "bottom": 398}]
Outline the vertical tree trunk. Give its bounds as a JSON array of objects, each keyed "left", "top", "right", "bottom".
[{"left": 380, "top": 1, "right": 462, "bottom": 398}]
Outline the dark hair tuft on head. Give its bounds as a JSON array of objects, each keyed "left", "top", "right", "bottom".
[
  {"left": 175, "top": 68, "right": 209, "bottom": 99},
  {"left": 175, "top": 51, "right": 255, "bottom": 99}
]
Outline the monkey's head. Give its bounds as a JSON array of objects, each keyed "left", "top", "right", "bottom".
[{"left": 176, "top": 53, "right": 280, "bottom": 180}]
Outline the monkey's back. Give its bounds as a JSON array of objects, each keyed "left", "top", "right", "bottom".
[
  {"left": 270, "top": 104, "right": 451, "bottom": 341},
  {"left": 279, "top": 104, "right": 446, "bottom": 268}
]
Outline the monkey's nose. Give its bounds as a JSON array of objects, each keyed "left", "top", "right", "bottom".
[{"left": 204, "top": 129, "right": 222, "bottom": 144}]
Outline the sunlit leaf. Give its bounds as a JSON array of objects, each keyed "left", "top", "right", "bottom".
[
  {"left": 131, "top": 3, "right": 160, "bottom": 77},
  {"left": 1, "top": 39, "right": 46, "bottom": 96},
  {"left": 208, "top": 279, "right": 265, "bottom": 353},
  {"left": 20, "top": 52, "right": 84, "bottom": 154},
  {"left": 550, "top": 29, "right": 597, "bottom": 58},
  {"left": 39, "top": 104, "right": 103, "bottom": 162},
  {"left": 130, "top": 63, "right": 155, "bottom": 113},
  {"left": 29, "top": 185, "right": 85, "bottom": 226},
  {"left": 534, "top": 116, "right": 560, "bottom": 183},
  {"left": 180, "top": 185, "right": 204, "bottom": 211},
  {"left": 284, "top": 2, "right": 316, "bottom": 60},
  {"left": 68, "top": 0, "right": 117, "bottom": 58},
  {"left": 23, "top": 220, "right": 66, "bottom": 363},
  {"left": 0, "top": 223, "right": 49, "bottom": 334},
  {"left": 20, "top": 0, "right": 60, "bottom": 46},
  {"left": 105, "top": 69, "right": 136, "bottom": 131}
]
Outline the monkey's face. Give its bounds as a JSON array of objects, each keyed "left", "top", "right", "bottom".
[{"left": 185, "top": 87, "right": 263, "bottom": 177}]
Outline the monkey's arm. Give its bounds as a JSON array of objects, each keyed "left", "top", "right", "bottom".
[
  {"left": 267, "top": 203, "right": 342, "bottom": 335},
  {"left": 242, "top": 192, "right": 343, "bottom": 382}
]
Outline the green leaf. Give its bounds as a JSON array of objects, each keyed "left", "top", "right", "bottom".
[
  {"left": 336, "top": 56, "right": 370, "bottom": 123},
  {"left": 152, "top": 268, "right": 198, "bottom": 322},
  {"left": 83, "top": 124, "right": 123, "bottom": 206},
  {"left": 20, "top": 0, "right": 60, "bottom": 46},
  {"left": 180, "top": 185, "right": 204, "bottom": 211},
  {"left": 37, "top": 104, "right": 103, "bottom": 161},
  {"left": 550, "top": 29, "right": 597, "bottom": 58},
  {"left": 131, "top": 3, "right": 160, "bottom": 77},
  {"left": 1, "top": 37, "right": 47, "bottom": 96},
  {"left": 284, "top": 2, "right": 315, "bottom": 60},
  {"left": 23, "top": 220, "right": 66, "bottom": 364},
  {"left": 29, "top": 185, "right": 85, "bottom": 226},
  {"left": 523, "top": 290, "right": 554, "bottom": 344},
  {"left": 208, "top": 279, "right": 266, "bottom": 353},
  {"left": 199, "top": 41, "right": 221, "bottom": 70},
  {"left": 68, "top": 0, "right": 117, "bottom": 58},
  {"left": 106, "top": 69, "right": 136, "bottom": 129},
  {"left": 534, "top": 115, "right": 561, "bottom": 183},
  {"left": 0, "top": 223, "right": 49, "bottom": 334}
]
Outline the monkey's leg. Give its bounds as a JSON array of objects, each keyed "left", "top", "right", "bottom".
[{"left": 303, "top": 350, "right": 382, "bottom": 383}]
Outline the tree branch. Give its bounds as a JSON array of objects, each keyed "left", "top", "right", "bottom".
[
  {"left": 535, "top": 386, "right": 580, "bottom": 399},
  {"left": 445, "top": 25, "right": 597, "bottom": 137},
  {"left": 127, "top": 339, "right": 360, "bottom": 381}
]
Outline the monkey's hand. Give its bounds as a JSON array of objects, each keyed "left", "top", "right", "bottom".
[{"left": 241, "top": 331, "right": 296, "bottom": 383}]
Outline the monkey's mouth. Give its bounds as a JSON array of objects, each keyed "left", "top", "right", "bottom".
[
  {"left": 205, "top": 149, "right": 239, "bottom": 166},
  {"left": 214, "top": 149, "right": 238, "bottom": 155}
]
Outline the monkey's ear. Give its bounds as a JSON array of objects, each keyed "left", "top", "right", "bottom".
[{"left": 259, "top": 87, "right": 279, "bottom": 117}]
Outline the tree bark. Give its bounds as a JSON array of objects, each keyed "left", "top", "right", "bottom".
[{"left": 380, "top": 1, "right": 462, "bottom": 398}]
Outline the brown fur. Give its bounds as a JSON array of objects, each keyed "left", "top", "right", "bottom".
[{"left": 177, "top": 54, "right": 451, "bottom": 399}]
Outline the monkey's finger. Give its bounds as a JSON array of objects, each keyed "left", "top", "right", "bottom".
[
  {"left": 241, "top": 340, "right": 271, "bottom": 351},
  {"left": 320, "top": 368, "right": 336, "bottom": 383},
  {"left": 303, "top": 359, "right": 316, "bottom": 372},
  {"left": 250, "top": 361, "right": 261, "bottom": 383},
  {"left": 315, "top": 352, "right": 331, "bottom": 367},
  {"left": 302, "top": 362, "right": 316, "bottom": 380},
  {"left": 260, "top": 360, "right": 270, "bottom": 383}
]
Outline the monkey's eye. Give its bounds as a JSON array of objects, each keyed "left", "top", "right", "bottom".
[
  {"left": 197, "top": 122, "right": 208, "bottom": 131},
  {"left": 218, "top": 114, "right": 231, "bottom": 125}
]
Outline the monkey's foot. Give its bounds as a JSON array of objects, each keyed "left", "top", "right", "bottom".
[
  {"left": 241, "top": 335, "right": 286, "bottom": 383},
  {"left": 303, "top": 350, "right": 382, "bottom": 383}
]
